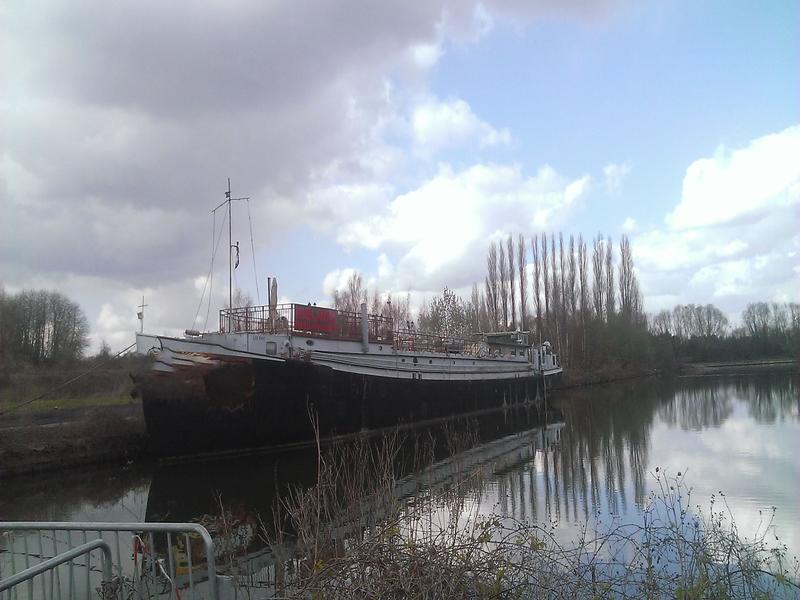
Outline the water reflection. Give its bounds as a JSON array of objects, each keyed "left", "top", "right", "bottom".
[
  {"left": 0, "top": 463, "right": 150, "bottom": 522},
  {"left": 479, "top": 372, "right": 799, "bottom": 562},
  {"left": 2, "top": 372, "right": 797, "bottom": 562}
]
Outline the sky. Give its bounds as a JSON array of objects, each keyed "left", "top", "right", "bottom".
[{"left": 1, "top": 0, "right": 798, "bottom": 352}]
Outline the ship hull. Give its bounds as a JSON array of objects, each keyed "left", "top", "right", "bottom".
[{"left": 135, "top": 352, "right": 553, "bottom": 457}]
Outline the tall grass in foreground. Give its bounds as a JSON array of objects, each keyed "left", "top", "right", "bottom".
[{"left": 256, "top": 430, "right": 799, "bottom": 599}]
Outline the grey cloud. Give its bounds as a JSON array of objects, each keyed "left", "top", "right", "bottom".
[{"left": 2, "top": 0, "right": 628, "bottom": 350}]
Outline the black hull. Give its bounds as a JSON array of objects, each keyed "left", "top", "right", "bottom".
[{"left": 137, "top": 356, "right": 548, "bottom": 457}]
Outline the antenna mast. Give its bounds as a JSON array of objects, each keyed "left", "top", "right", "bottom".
[
  {"left": 212, "top": 179, "right": 250, "bottom": 325},
  {"left": 227, "top": 178, "right": 232, "bottom": 314}
]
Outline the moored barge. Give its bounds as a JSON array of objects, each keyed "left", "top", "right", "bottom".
[{"left": 133, "top": 301, "right": 562, "bottom": 457}]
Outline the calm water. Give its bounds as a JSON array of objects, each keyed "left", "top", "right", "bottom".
[{"left": 1, "top": 371, "right": 798, "bottom": 560}]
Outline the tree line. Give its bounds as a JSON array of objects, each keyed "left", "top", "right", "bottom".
[
  {"left": 415, "top": 233, "right": 798, "bottom": 369},
  {"left": 416, "top": 232, "right": 651, "bottom": 370},
  {"left": 651, "top": 301, "right": 800, "bottom": 362},
  {"left": 0, "top": 287, "right": 89, "bottom": 366},
  {"left": 332, "top": 272, "right": 413, "bottom": 329}
]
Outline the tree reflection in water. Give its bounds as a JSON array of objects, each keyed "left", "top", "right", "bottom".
[{"left": 488, "top": 372, "right": 798, "bottom": 532}]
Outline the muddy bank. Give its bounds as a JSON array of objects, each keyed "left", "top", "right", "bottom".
[
  {"left": 679, "top": 358, "right": 796, "bottom": 375},
  {"left": 552, "top": 366, "right": 659, "bottom": 390},
  {"left": 0, "top": 404, "right": 150, "bottom": 479}
]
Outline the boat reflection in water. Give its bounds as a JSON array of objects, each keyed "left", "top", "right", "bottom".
[{"left": 142, "top": 402, "right": 564, "bottom": 579}]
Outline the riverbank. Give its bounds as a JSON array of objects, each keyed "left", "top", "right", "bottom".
[
  {"left": 0, "top": 403, "right": 149, "bottom": 479},
  {"left": 679, "top": 357, "right": 796, "bottom": 374},
  {"left": 553, "top": 365, "right": 659, "bottom": 389}
]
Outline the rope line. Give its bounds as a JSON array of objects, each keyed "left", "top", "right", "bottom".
[
  {"left": 0, "top": 341, "right": 137, "bottom": 417},
  {"left": 247, "top": 198, "right": 261, "bottom": 305},
  {"left": 191, "top": 210, "right": 216, "bottom": 329},
  {"left": 196, "top": 209, "right": 228, "bottom": 332}
]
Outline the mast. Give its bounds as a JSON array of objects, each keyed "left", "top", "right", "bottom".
[
  {"left": 227, "top": 178, "right": 232, "bottom": 314},
  {"left": 212, "top": 179, "right": 249, "bottom": 330}
]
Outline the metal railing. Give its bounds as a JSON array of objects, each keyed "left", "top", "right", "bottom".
[
  {"left": 216, "top": 304, "right": 559, "bottom": 364},
  {"left": 219, "top": 303, "right": 395, "bottom": 343},
  {"left": 0, "top": 523, "right": 223, "bottom": 600},
  {"left": 0, "top": 540, "right": 111, "bottom": 597}
]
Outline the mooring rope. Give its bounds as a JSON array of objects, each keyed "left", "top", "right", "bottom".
[{"left": 0, "top": 341, "right": 137, "bottom": 417}]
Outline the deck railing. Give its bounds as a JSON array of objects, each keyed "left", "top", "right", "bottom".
[
  {"left": 218, "top": 304, "right": 558, "bottom": 362},
  {"left": 219, "top": 304, "right": 394, "bottom": 343}
]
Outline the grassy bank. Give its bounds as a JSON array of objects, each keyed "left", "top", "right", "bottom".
[{"left": 0, "top": 357, "right": 151, "bottom": 478}]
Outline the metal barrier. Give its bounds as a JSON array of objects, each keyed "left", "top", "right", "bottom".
[
  {"left": 0, "top": 523, "right": 222, "bottom": 600},
  {"left": 0, "top": 539, "right": 111, "bottom": 596}
]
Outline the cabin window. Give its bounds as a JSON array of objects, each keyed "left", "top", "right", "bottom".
[
  {"left": 266, "top": 341, "right": 277, "bottom": 355},
  {"left": 511, "top": 350, "right": 516, "bottom": 356}
]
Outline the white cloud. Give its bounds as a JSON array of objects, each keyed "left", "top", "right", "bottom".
[
  {"left": 667, "top": 124, "right": 800, "bottom": 229},
  {"left": 622, "top": 217, "right": 637, "bottom": 232},
  {"left": 634, "top": 125, "right": 800, "bottom": 314},
  {"left": 411, "top": 98, "right": 511, "bottom": 154},
  {"left": 322, "top": 267, "right": 360, "bottom": 298},
  {"left": 338, "top": 162, "right": 590, "bottom": 290},
  {"left": 603, "top": 161, "right": 631, "bottom": 194},
  {"left": 410, "top": 43, "right": 443, "bottom": 69}
]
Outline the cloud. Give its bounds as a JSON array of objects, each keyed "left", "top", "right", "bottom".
[
  {"left": 0, "top": 0, "right": 634, "bottom": 350},
  {"left": 667, "top": 125, "right": 800, "bottom": 229},
  {"left": 411, "top": 98, "right": 511, "bottom": 154},
  {"left": 322, "top": 267, "right": 364, "bottom": 298},
  {"left": 337, "top": 162, "right": 590, "bottom": 290},
  {"left": 634, "top": 125, "right": 800, "bottom": 314},
  {"left": 603, "top": 162, "right": 631, "bottom": 194}
]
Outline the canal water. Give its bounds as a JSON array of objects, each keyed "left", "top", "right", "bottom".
[{"left": 1, "top": 371, "right": 798, "bottom": 568}]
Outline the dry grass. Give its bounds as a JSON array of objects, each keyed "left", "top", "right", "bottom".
[{"left": 249, "top": 428, "right": 799, "bottom": 599}]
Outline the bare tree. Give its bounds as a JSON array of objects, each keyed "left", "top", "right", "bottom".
[
  {"left": 333, "top": 271, "right": 365, "bottom": 313},
  {"left": 531, "top": 235, "right": 542, "bottom": 341},
  {"left": 517, "top": 234, "right": 528, "bottom": 332},
  {"left": 650, "top": 310, "right": 673, "bottom": 336},
  {"left": 567, "top": 235, "right": 577, "bottom": 320},
  {"left": 592, "top": 235, "right": 605, "bottom": 321},
  {"left": 604, "top": 236, "right": 615, "bottom": 320},
  {"left": 418, "top": 287, "right": 466, "bottom": 338},
  {"left": 467, "top": 283, "right": 482, "bottom": 333},
  {"left": 0, "top": 289, "right": 89, "bottom": 365},
  {"left": 742, "top": 303, "right": 771, "bottom": 337},
  {"left": 383, "top": 293, "right": 411, "bottom": 329},
  {"left": 507, "top": 234, "right": 517, "bottom": 330},
  {"left": 550, "top": 234, "right": 560, "bottom": 346},
  {"left": 486, "top": 242, "right": 499, "bottom": 329},
  {"left": 541, "top": 233, "right": 550, "bottom": 329},
  {"left": 577, "top": 234, "right": 589, "bottom": 364},
  {"left": 499, "top": 243, "right": 509, "bottom": 330},
  {"left": 618, "top": 234, "right": 638, "bottom": 321}
]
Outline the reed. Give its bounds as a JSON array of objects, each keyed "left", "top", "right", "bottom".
[{"left": 256, "top": 426, "right": 799, "bottom": 599}]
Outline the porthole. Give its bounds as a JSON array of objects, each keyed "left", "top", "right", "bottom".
[
  {"left": 401, "top": 358, "right": 405, "bottom": 362},
  {"left": 305, "top": 339, "right": 314, "bottom": 346}
]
